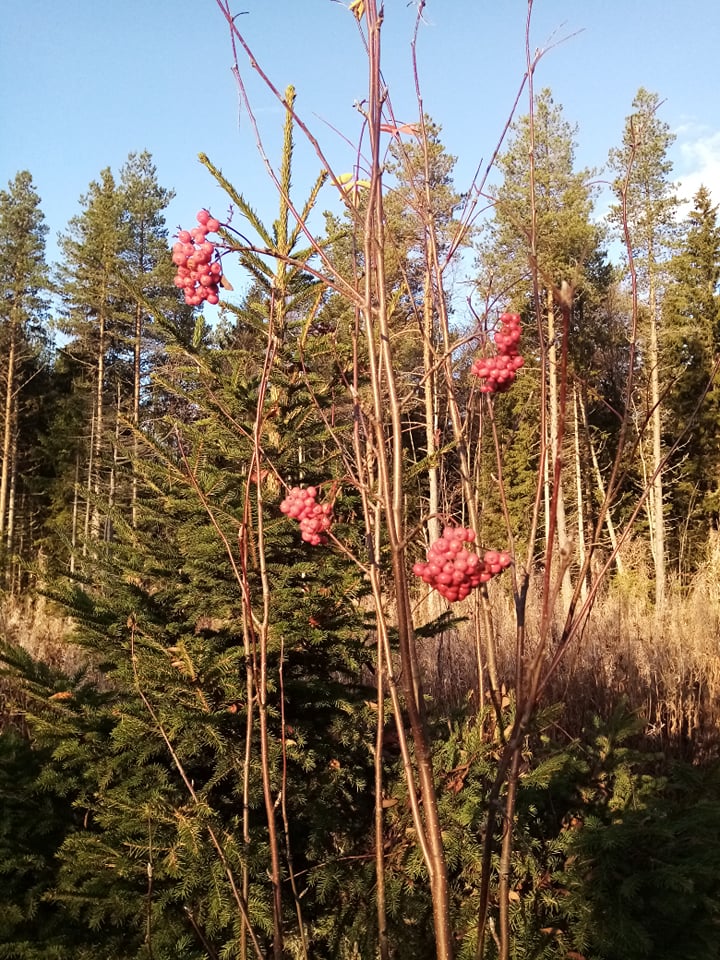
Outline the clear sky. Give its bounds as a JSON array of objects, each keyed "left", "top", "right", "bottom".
[{"left": 2, "top": 0, "right": 720, "bottom": 297}]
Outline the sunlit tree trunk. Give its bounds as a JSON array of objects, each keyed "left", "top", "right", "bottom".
[
  {"left": 83, "top": 408, "right": 96, "bottom": 557},
  {"left": 132, "top": 300, "right": 142, "bottom": 528},
  {"left": 422, "top": 277, "right": 443, "bottom": 620},
  {"left": 4, "top": 426, "right": 18, "bottom": 591},
  {"left": 547, "top": 292, "right": 572, "bottom": 609},
  {"left": 106, "top": 381, "right": 122, "bottom": 542},
  {"left": 580, "top": 391, "right": 624, "bottom": 573},
  {"left": 0, "top": 315, "right": 17, "bottom": 543},
  {"left": 648, "top": 261, "right": 665, "bottom": 606},
  {"left": 70, "top": 451, "right": 80, "bottom": 574},
  {"left": 90, "top": 308, "right": 106, "bottom": 543},
  {"left": 573, "top": 385, "right": 587, "bottom": 600}
]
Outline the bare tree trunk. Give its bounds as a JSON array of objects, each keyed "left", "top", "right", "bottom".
[
  {"left": 572, "top": 385, "right": 587, "bottom": 600},
  {"left": 132, "top": 300, "right": 142, "bottom": 528},
  {"left": 5, "top": 425, "right": 17, "bottom": 548},
  {"left": 422, "top": 275, "right": 443, "bottom": 621},
  {"left": 580, "top": 392, "right": 624, "bottom": 574},
  {"left": 423, "top": 277, "right": 440, "bottom": 544},
  {"left": 70, "top": 451, "right": 80, "bottom": 574},
  {"left": 547, "top": 291, "right": 572, "bottom": 609},
  {"left": 648, "top": 266, "right": 665, "bottom": 607},
  {"left": 4, "top": 427, "right": 18, "bottom": 591},
  {"left": 363, "top": 8, "right": 453, "bottom": 955},
  {"left": 374, "top": 651, "right": 390, "bottom": 960},
  {"left": 543, "top": 412, "right": 551, "bottom": 549},
  {"left": 105, "top": 382, "right": 121, "bottom": 542},
  {"left": 83, "top": 408, "right": 96, "bottom": 558},
  {"left": 0, "top": 319, "right": 17, "bottom": 543},
  {"left": 91, "top": 310, "right": 106, "bottom": 543},
  {"left": 240, "top": 625, "right": 255, "bottom": 960}
]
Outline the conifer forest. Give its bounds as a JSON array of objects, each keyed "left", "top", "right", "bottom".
[{"left": 4, "top": 2, "right": 720, "bottom": 958}]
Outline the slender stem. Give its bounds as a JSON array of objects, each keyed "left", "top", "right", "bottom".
[
  {"left": 498, "top": 749, "right": 521, "bottom": 960},
  {"left": 375, "top": 646, "right": 390, "bottom": 960}
]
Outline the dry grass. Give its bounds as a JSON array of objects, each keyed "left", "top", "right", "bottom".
[
  {"left": 414, "top": 541, "right": 720, "bottom": 756},
  {"left": 4, "top": 542, "right": 720, "bottom": 757},
  {"left": 0, "top": 594, "right": 79, "bottom": 673}
]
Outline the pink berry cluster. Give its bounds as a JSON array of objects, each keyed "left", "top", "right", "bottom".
[
  {"left": 412, "top": 526, "right": 512, "bottom": 603},
  {"left": 280, "top": 486, "right": 333, "bottom": 545},
  {"left": 471, "top": 312, "right": 525, "bottom": 394},
  {"left": 172, "top": 209, "right": 223, "bottom": 307}
]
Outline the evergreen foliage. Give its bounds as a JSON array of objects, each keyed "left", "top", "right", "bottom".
[
  {"left": 2, "top": 10, "right": 720, "bottom": 960},
  {"left": 662, "top": 186, "right": 720, "bottom": 570},
  {"left": 0, "top": 171, "right": 51, "bottom": 590}
]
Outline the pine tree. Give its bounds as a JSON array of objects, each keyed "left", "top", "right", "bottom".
[
  {"left": 608, "top": 88, "right": 679, "bottom": 606},
  {"left": 478, "top": 90, "right": 605, "bottom": 589},
  {"left": 0, "top": 172, "right": 50, "bottom": 586},
  {"left": 10, "top": 100, "right": 381, "bottom": 959},
  {"left": 57, "top": 168, "right": 126, "bottom": 552},
  {"left": 662, "top": 185, "right": 720, "bottom": 570},
  {"left": 6, "top": 273, "right": 377, "bottom": 959},
  {"left": 55, "top": 157, "right": 185, "bottom": 570},
  {"left": 384, "top": 120, "right": 464, "bottom": 549},
  {"left": 117, "top": 151, "right": 182, "bottom": 527}
]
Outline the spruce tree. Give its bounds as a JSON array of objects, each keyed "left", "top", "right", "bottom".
[{"left": 7, "top": 100, "right": 380, "bottom": 959}]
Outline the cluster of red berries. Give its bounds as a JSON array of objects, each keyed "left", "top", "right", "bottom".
[
  {"left": 172, "top": 210, "right": 223, "bottom": 307},
  {"left": 280, "top": 486, "right": 333, "bottom": 545},
  {"left": 471, "top": 312, "right": 524, "bottom": 393},
  {"left": 412, "top": 526, "right": 512, "bottom": 603}
]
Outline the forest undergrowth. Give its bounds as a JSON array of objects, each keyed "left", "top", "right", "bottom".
[
  {"left": 3, "top": 1, "right": 720, "bottom": 958},
  {"left": 5, "top": 545, "right": 720, "bottom": 758}
]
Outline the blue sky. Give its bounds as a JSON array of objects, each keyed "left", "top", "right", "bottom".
[{"left": 2, "top": 0, "right": 720, "bottom": 299}]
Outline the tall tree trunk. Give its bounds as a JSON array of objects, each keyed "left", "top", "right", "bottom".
[
  {"left": 423, "top": 277, "right": 440, "bottom": 543},
  {"left": 547, "top": 291, "right": 572, "bottom": 609},
  {"left": 4, "top": 427, "right": 18, "bottom": 591},
  {"left": 91, "top": 309, "right": 106, "bottom": 543},
  {"left": 580, "top": 391, "right": 625, "bottom": 574},
  {"left": 132, "top": 299, "right": 142, "bottom": 529},
  {"left": 0, "top": 317, "right": 17, "bottom": 543},
  {"left": 422, "top": 276, "right": 443, "bottom": 621},
  {"left": 648, "top": 264, "right": 665, "bottom": 607},
  {"left": 543, "top": 412, "right": 551, "bottom": 550},
  {"left": 83, "top": 408, "right": 96, "bottom": 558},
  {"left": 105, "top": 382, "right": 121, "bottom": 542},
  {"left": 70, "top": 451, "right": 80, "bottom": 574},
  {"left": 374, "top": 652, "right": 390, "bottom": 960},
  {"left": 572, "top": 385, "right": 587, "bottom": 600}
]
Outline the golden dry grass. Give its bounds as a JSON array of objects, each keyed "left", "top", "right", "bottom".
[
  {"left": 4, "top": 541, "right": 720, "bottom": 756},
  {"left": 414, "top": 540, "right": 720, "bottom": 755}
]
